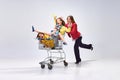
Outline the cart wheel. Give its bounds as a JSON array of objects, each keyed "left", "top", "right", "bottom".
[
  {"left": 50, "top": 59, "right": 54, "bottom": 64},
  {"left": 41, "top": 64, "right": 45, "bottom": 69},
  {"left": 63, "top": 60, "right": 68, "bottom": 67},
  {"left": 48, "top": 64, "right": 53, "bottom": 70}
]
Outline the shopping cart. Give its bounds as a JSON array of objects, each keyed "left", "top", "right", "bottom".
[{"left": 38, "top": 36, "right": 68, "bottom": 70}]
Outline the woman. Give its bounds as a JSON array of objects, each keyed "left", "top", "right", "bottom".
[
  {"left": 65, "top": 15, "right": 93, "bottom": 64},
  {"left": 51, "top": 16, "right": 72, "bottom": 45}
]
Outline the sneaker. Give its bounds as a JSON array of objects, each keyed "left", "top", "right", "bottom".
[
  {"left": 90, "top": 44, "right": 93, "bottom": 51},
  {"left": 32, "top": 26, "right": 35, "bottom": 32},
  {"left": 75, "top": 59, "right": 81, "bottom": 64},
  {"left": 63, "top": 42, "right": 67, "bottom": 45}
]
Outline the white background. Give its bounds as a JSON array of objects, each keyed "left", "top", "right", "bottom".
[{"left": 0, "top": 0, "right": 120, "bottom": 80}]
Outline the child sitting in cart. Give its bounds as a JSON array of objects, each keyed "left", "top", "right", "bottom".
[{"left": 36, "top": 32, "right": 55, "bottom": 49}]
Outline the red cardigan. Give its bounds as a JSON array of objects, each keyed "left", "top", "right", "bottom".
[{"left": 65, "top": 23, "right": 81, "bottom": 40}]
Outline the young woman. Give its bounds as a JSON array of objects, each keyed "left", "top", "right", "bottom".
[
  {"left": 51, "top": 16, "right": 71, "bottom": 45},
  {"left": 65, "top": 15, "right": 93, "bottom": 64}
]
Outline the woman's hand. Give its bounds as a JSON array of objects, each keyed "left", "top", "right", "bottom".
[{"left": 68, "top": 23, "right": 72, "bottom": 27}]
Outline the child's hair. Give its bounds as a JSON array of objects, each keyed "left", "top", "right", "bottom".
[
  {"left": 56, "top": 17, "right": 65, "bottom": 26},
  {"left": 67, "top": 15, "right": 75, "bottom": 23},
  {"left": 36, "top": 32, "right": 44, "bottom": 39}
]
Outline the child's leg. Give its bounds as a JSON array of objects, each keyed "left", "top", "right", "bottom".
[
  {"left": 59, "top": 33, "right": 64, "bottom": 41},
  {"left": 34, "top": 30, "right": 51, "bottom": 36},
  {"left": 59, "top": 33, "right": 67, "bottom": 45},
  {"left": 34, "top": 30, "right": 40, "bottom": 33},
  {"left": 51, "top": 29, "right": 56, "bottom": 35},
  {"left": 32, "top": 26, "right": 39, "bottom": 33}
]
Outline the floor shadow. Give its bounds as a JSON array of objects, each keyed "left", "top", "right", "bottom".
[
  {"left": 68, "top": 59, "right": 97, "bottom": 67},
  {"left": 0, "top": 59, "right": 97, "bottom": 75}
]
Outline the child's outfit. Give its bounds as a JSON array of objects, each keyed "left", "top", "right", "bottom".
[
  {"left": 51, "top": 24, "right": 61, "bottom": 36},
  {"left": 51, "top": 24, "right": 71, "bottom": 45}
]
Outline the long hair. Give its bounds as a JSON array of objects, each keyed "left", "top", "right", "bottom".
[
  {"left": 36, "top": 32, "right": 44, "bottom": 39},
  {"left": 56, "top": 17, "right": 65, "bottom": 26},
  {"left": 67, "top": 15, "right": 75, "bottom": 23}
]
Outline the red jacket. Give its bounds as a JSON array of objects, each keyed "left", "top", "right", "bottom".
[{"left": 65, "top": 23, "right": 81, "bottom": 40}]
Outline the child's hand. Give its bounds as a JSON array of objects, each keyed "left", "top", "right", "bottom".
[{"left": 54, "top": 16, "right": 57, "bottom": 19}]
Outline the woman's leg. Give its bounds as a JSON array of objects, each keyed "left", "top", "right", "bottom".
[
  {"left": 74, "top": 38, "right": 81, "bottom": 64},
  {"left": 78, "top": 36, "right": 93, "bottom": 50},
  {"left": 74, "top": 36, "right": 93, "bottom": 64}
]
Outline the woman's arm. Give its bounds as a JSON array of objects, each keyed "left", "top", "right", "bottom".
[
  {"left": 67, "top": 33, "right": 71, "bottom": 38},
  {"left": 69, "top": 23, "right": 77, "bottom": 34}
]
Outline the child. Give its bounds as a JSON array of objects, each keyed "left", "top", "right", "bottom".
[
  {"left": 51, "top": 16, "right": 72, "bottom": 45},
  {"left": 36, "top": 32, "right": 55, "bottom": 49}
]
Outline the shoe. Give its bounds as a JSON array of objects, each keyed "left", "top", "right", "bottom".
[
  {"left": 75, "top": 59, "right": 81, "bottom": 64},
  {"left": 90, "top": 44, "right": 93, "bottom": 51},
  {"left": 32, "top": 26, "right": 35, "bottom": 32},
  {"left": 63, "top": 42, "right": 67, "bottom": 45}
]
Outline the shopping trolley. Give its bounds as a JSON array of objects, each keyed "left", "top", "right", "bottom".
[{"left": 38, "top": 36, "right": 68, "bottom": 70}]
